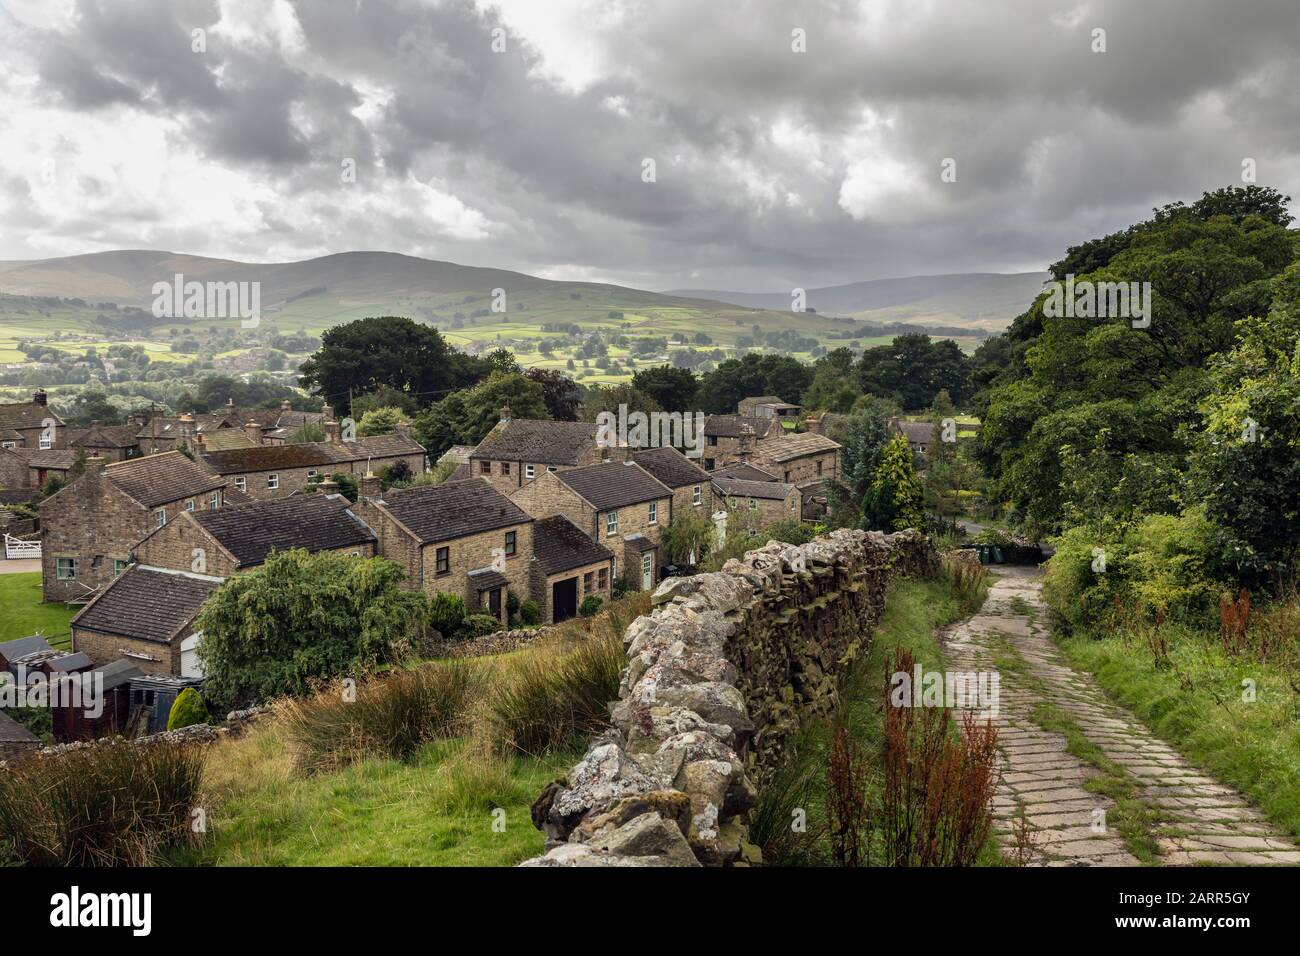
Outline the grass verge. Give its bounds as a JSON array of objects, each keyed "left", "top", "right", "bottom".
[
  {"left": 0, "top": 572, "right": 75, "bottom": 648},
  {"left": 751, "top": 573, "right": 1006, "bottom": 866},
  {"left": 1057, "top": 627, "right": 1300, "bottom": 839}
]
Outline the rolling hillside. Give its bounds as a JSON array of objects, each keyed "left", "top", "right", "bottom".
[{"left": 670, "top": 272, "right": 1048, "bottom": 331}]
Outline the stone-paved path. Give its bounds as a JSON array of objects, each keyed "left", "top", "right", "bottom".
[{"left": 944, "top": 565, "right": 1300, "bottom": 866}]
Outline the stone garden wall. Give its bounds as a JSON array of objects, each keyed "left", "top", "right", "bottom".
[{"left": 522, "top": 528, "right": 938, "bottom": 867}]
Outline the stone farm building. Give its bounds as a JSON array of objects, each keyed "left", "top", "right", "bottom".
[
  {"left": 39, "top": 451, "right": 234, "bottom": 603},
  {"left": 711, "top": 476, "right": 801, "bottom": 528},
  {"left": 70, "top": 494, "right": 378, "bottom": 676}
]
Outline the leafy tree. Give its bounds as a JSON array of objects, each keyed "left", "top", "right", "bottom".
[
  {"left": 413, "top": 372, "right": 548, "bottom": 459},
  {"left": 196, "top": 551, "right": 428, "bottom": 709},
  {"left": 351, "top": 385, "right": 421, "bottom": 418},
  {"left": 696, "top": 353, "right": 813, "bottom": 413},
  {"left": 357, "top": 406, "right": 404, "bottom": 436},
  {"left": 289, "top": 422, "right": 326, "bottom": 444},
  {"left": 861, "top": 435, "right": 923, "bottom": 532},
  {"left": 836, "top": 399, "right": 893, "bottom": 498},
  {"left": 631, "top": 365, "right": 698, "bottom": 412},
  {"left": 802, "top": 348, "right": 860, "bottom": 412},
  {"left": 859, "top": 334, "right": 972, "bottom": 410},
  {"left": 525, "top": 367, "right": 582, "bottom": 421},
  {"left": 579, "top": 383, "right": 661, "bottom": 422},
  {"left": 659, "top": 511, "right": 714, "bottom": 566},
  {"left": 299, "top": 316, "right": 487, "bottom": 415}
]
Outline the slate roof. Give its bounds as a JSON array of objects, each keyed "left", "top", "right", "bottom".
[
  {"left": 103, "top": 451, "right": 227, "bottom": 507},
  {"left": 378, "top": 478, "right": 532, "bottom": 544},
  {"left": 189, "top": 494, "right": 376, "bottom": 568},
  {"left": 19, "top": 449, "right": 79, "bottom": 470},
  {"left": 712, "top": 477, "right": 795, "bottom": 501},
  {"left": 467, "top": 568, "right": 510, "bottom": 590},
  {"left": 71, "top": 565, "right": 223, "bottom": 645},
  {"left": 202, "top": 442, "right": 338, "bottom": 473},
  {"left": 532, "top": 515, "right": 614, "bottom": 575},
  {"left": 556, "top": 461, "right": 671, "bottom": 511},
  {"left": 58, "top": 658, "right": 142, "bottom": 694},
  {"left": 199, "top": 429, "right": 259, "bottom": 451},
  {"left": 0, "top": 488, "right": 37, "bottom": 505},
  {"left": 703, "top": 415, "right": 774, "bottom": 439},
  {"left": 891, "top": 420, "right": 937, "bottom": 445},
  {"left": 0, "top": 397, "right": 62, "bottom": 432},
  {"left": 712, "top": 462, "right": 779, "bottom": 482},
  {"left": 439, "top": 445, "right": 476, "bottom": 464},
  {"left": 0, "top": 635, "right": 53, "bottom": 662},
  {"left": 0, "top": 710, "right": 38, "bottom": 745},
  {"left": 469, "top": 419, "right": 596, "bottom": 466},
  {"left": 201, "top": 435, "right": 424, "bottom": 475},
  {"left": 630, "top": 446, "right": 709, "bottom": 488},
  {"left": 69, "top": 423, "right": 138, "bottom": 449},
  {"left": 756, "top": 432, "right": 841, "bottom": 462}
]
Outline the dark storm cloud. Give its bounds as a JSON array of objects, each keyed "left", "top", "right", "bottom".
[{"left": 8, "top": 0, "right": 1300, "bottom": 288}]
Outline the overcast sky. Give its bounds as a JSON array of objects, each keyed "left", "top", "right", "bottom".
[{"left": 0, "top": 0, "right": 1296, "bottom": 291}]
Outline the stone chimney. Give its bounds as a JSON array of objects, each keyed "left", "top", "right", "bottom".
[
  {"left": 280, "top": 399, "right": 292, "bottom": 411},
  {"left": 226, "top": 398, "right": 236, "bottom": 409},
  {"left": 128, "top": 412, "right": 145, "bottom": 428},
  {"left": 499, "top": 404, "right": 511, "bottom": 424},
  {"left": 243, "top": 420, "right": 263, "bottom": 446},
  {"left": 322, "top": 403, "right": 334, "bottom": 420},
  {"left": 317, "top": 477, "right": 339, "bottom": 496},
  {"left": 359, "top": 471, "right": 382, "bottom": 501},
  {"left": 33, "top": 389, "right": 47, "bottom": 406},
  {"left": 324, "top": 419, "right": 342, "bottom": 444},
  {"left": 178, "top": 413, "right": 195, "bottom": 441},
  {"left": 737, "top": 422, "right": 756, "bottom": 460},
  {"left": 394, "top": 420, "right": 411, "bottom": 439}
]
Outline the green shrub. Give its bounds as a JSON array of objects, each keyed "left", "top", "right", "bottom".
[
  {"left": 578, "top": 595, "right": 603, "bottom": 617},
  {"left": 462, "top": 614, "right": 504, "bottom": 637},
  {"left": 0, "top": 742, "right": 204, "bottom": 866},
  {"left": 429, "top": 592, "right": 467, "bottom": 638},
  {"left": 166, "top": 688, "right": 210, "bottom": 731},
  {"left": 196, "top": 550, "right": 428, "bottom": 711},
  {"left": 519, "top": 600, "right": 540, "bottom": 626},
  {"left": 277, "top": 663, "right": 481, "bottom": 774}
]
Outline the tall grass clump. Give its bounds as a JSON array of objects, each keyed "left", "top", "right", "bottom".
[
  {"left": 940, "top": 552, "right": 989, "bottom": 616},
  {"left": 277, "top": 661, "right": 482, "bottom": 774},
  {"left": 0, "top": 742, "right": 204, "bottom": 866},
  {"left": 487, "top": 621, "right": 627, "bottom": 756}
]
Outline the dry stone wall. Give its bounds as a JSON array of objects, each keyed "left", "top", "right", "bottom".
[{"left": 522, "top": 527, "right": 938, "bottom": 867}]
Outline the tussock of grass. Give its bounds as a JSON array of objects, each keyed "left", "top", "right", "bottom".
[
  {"left": 277, "top": 661, "right": 483, "bottom": 774},
  {"left": 0, "top": 742, "right": 204, "bottom": 866}
]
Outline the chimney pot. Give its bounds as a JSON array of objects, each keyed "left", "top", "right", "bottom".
[
  {"left": 324, "top": 419, "right": 342, "bottom": 444},
  {"left": 499, "top": 404, "right": 511, "bottom": 423},
  {"left": 33, "top": 389, "right": 47, "bottom": 406}
]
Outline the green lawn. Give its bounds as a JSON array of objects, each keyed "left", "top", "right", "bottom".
[
  {"left": 0, "top": 572, "right": 75, "bottom": 649},
  {"left": 1057, "top": 626, "right": 1300, "bottom": 840}
]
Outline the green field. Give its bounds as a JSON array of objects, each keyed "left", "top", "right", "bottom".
[{"left": 0, "top": 572, "right": 75, "bottom": 649}]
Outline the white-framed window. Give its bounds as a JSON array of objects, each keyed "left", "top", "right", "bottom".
[
  {"left": 648, "top": 501, "right": 657, "bottom": 524},
  {"left": 692, "top": 484, "right": 701, "bottom": 505},
  {"left": 547, "top": 466, "right": 557, "bottom": 473},
  {"left": 113, "top": 559, "right": 128, "bottom": 576},
  {"left": 209, "top": 492, "right": 220, "bottom": 509},
  {"left": 39, "top": 433, "right": 52, "bottom": 450},
  {"left": 234, "top": 476, "right": 246, "bottom": 492},
  {"left": 307, "top": 469, "right": 318, "bottom": 479},
  {"left": 56, "top": 556, "right": 76, "bottom": 580},
  {"left": 605, "top": 511, "right": 618, "bottom": 536},
  {"left": 749, "top": 498, "right": 758, "bottom": 511},
  {"left": 525, "top": 464, "right": 535, "bottom": 479},
  {"left": 1, "top": 441, "right": 14, "bottom": 449},
  {"left": 267, "top": 473, "right": 279, "bottom": 490},
  {"left": 155, "top": 508, "right": 166, "bottom": 528},
  {"left": 185, "top": 498, "right": 195, "bottom": 512}
]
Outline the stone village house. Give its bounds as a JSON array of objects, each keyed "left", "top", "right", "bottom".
[
  {"left": 468, "top": 415, "right": 603, "bottom": 494},
  {"left": 69, "top": 494, "right": 378, "bottom": 676},
  {"left": 39, "top": 451, "right": 234, "bottom": 603},
  {"left": 711, "top": 475, "right": 801, "bottom": 528},
  {"left": 509, "top": 460, "right": 673, "bottom": 593}
]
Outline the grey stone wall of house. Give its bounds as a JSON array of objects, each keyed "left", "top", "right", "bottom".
[{"left": 521, "top": 527, "right": 938, "bottom": 867}]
